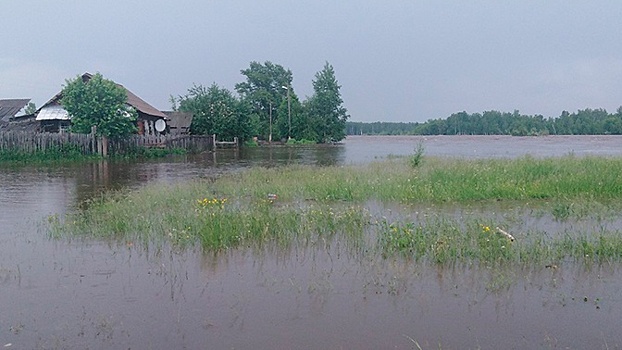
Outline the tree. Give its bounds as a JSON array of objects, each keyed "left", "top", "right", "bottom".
[
  {"left": 177, "top": 83, "right": 252, "bottom": 141},
  {"left": 306, "top": 62, "right": 349, "bottom": 142},
  {"left": 24, "top": 102, "right": 36, "bottom": 115},
  {"left": 235, "top": 61, "right": 293, "bottom": 140},
  {"left": 276, "top": 93, "right": 312, "bottom": 141},
  {"left": 61, "top": 73, "right": 137, "bottom": 138}
]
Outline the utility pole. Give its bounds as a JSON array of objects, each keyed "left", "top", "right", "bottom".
[
  {"left": 282, "top": 85, "right": 291, "bottom": 140},
  {"left": 269, "top": 101, "right": 273, "bottom": 143}
]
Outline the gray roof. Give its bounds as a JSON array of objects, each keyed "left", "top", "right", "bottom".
[
  {"left": 162, "top": 111, "right": 193, "bottom": 129},
  {"left": 0, "top": 99, "right": 30, "bottom": 121},
  {"left": 36, "top": 105, "right": 70, "bottom": 121},
  {"left": 124, "top": 86, "right": 168, "bottom": 119}
]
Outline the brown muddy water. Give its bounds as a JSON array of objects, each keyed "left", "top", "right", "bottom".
[{"left": 2, "top": 135, "right": 622, "bottom": 349}]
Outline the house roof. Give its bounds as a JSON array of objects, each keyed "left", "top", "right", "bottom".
[
  {"left": 0, "top": 99, "right": 30, "bottom": 120},
  {"left": 162, "top": 111, "right": 193, "bottom": 129},
  {"left": 123, "top": 85, "right": 168, "bottom": 119},
  {"left": 36, "top": 105, "right": 70, "bottom": 121},
  {"left": 39, "top": 73, "right": 167, "bottom": 120}
]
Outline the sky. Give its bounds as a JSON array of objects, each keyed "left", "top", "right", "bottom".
[{"left": 1, "top": 1, "right": 622, "bottom": 123}]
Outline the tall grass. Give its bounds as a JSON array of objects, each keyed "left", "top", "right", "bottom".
[
  {"left": 212, "top": 155, "right": 622, "bottom": 203},
  {"left": 0, "top": 144, "right": 95, "bottom": 163},
  {"left": 0, "top": 145, "right": 186, "bottom": 163},
  {"left": 51, "top": 180, "right": 370, "bottom": 251},
  {"left": 50, "top": 154, "right": 622, "bottom": 265},
  {"left": 375, "top": 217, "right": 622, "bottom": 266}
]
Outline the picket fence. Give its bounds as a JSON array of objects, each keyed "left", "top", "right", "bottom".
[{"left": 0, "top": 131, "right": 215, "bottom": 156}]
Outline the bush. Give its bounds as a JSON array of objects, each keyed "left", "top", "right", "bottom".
[
  {"left": 409, "top": 142, "right": 425, "bottom": 168},
  {"left": 286, "top": 138, "right": 316, "bottom": 145}
]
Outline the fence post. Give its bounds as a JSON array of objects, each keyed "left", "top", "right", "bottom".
[
  {"left": 91, "top": 126, "right": 97, "bottom": 155},
  {"left": 101, "top": 136, "right": 108, "bottom": 157}
]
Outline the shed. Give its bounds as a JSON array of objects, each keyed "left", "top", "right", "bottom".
[
  {"left": 0, "top": 99, "right": 30, "bottom": 122},
  {"left": 162, "top": 111, "right": 193, "bottom": 135}
]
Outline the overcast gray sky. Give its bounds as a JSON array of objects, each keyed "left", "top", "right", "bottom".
[{"left": 2, "top": 1, "right": 621, "bottom": 122}]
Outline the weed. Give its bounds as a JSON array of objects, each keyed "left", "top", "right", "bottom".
[{"left": 409, "top": 142, "right": 425, "bottom": 168}]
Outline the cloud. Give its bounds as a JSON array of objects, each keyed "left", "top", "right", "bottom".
[
  {"left": 0, "top": 58, "right": 70, "bottom": 106},
  {"left": 530, "top": 57, "right": 622, "bottom": 115}
]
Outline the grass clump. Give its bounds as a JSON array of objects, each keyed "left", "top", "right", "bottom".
[
  {"left": 211, "top": 154, "right": 622, "bottom": 203},
  {"left": 286, "top": 138, "right": 316, "bottom": 145},
  {"left": 409, "top": 142, "right": 425, "bottom": 168},
  {"left": 376, "top": 218, "right": 516, "bottom": 265},
  {"left": 0, "top": 144, "right": 96, "bottom": 163},
  {"left": 50, "top": 154, "right": 622, "bottom": 265},
  {"left": 51, "top": 180, "right": 370, "bottom": 251},
  {"left": 375, "top": 217, "right": 622, "bottom": 266},
  {"left": 243, "top": 139, "right": 259, "bottom": 147}
]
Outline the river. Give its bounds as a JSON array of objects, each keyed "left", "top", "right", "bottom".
[{"left": 1, "top": 135, "right": 622, "bottom": 349}]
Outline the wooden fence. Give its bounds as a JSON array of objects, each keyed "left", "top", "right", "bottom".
[
  {"left": 0, "top": 131, "right": 96, "bottom": 154},
  {"left": 213, "top": 134, "right": 239, "bottom": 149},
  {"left": 0, "top": 131, "right": 215, "bottom": 156},
  {"left": 110, "top": 134, "right": 214, "bottom": 154}
]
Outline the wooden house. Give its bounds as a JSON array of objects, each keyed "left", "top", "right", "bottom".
[
  {"left": 0, "top": 99, "right": 39, "bottom": 132},
  {"left": 35, "top": 73, "right": 168, "bottom": 134},
  {"left": 162, "top": 111, "right": 193, "bottom": 135},
  {"left": 0, "top": 99, "right": 30, "bottom": 122}
]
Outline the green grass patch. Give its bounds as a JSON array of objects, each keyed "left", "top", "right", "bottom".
[
  {"left": 285, "top": 138, "right": 316, "bottom": 145},
  {"left": 375, "top": 218, "right": 622, "bottom": 266},
  {"left": 51, "top": 181, "right": 370, "bottom": 251},
  {"left": 211, "top": 154, "right": 622, "bottom": 203},
  {"left": 0, "top": 144, "right": 99, "bottom": 163},
  {"left": 243, "top": 139, "right": 259, "bottom": 147},
  {"left": 49, "top": 154, "right": 622, "bottom": 265},
  {"left": 113, "top": 146, "right": 187, "bottom": 159}
]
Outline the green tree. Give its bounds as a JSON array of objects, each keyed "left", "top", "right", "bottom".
[
  {"left": 61, "top": 73, "right": 137, "bottom": 138},
  {"left": 177, "top": 83, "right": 251, "bottom": 141},
  {"left": 235, "top": 61, "right": 293, "bottom": 140},
  {"left": 24, "top": 102, "right": 37, "bottom": 115},
  {"left": 306, "top": 62, "right": 349, "bottom": 143},
  {"left": 276, "top": 93, "right": 312, "bottom": 141}
]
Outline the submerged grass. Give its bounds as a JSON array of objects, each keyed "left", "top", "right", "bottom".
[
  {"left": 51, "top": 180, "right": 369, "bottom": 251},
  {"left": 375, "top": 217, "right": 622, "bottom": 266},
  {"left": 50, "top": 154, "right": 622, "bottom": 265},
  {"left": 212, "top": 154, "right": 622, "bottom": 203}
]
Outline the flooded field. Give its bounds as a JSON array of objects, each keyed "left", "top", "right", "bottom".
[{"left": 2, "top": 135, "right": 622, "bottom": 349}]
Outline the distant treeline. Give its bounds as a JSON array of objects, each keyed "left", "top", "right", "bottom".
[{"left": 346, "top": 108, "right": 622, "bottom": 136}]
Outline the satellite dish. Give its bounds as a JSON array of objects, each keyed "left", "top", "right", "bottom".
[{"left": 155, "top": 119, "right": 166, "bottom": 132}]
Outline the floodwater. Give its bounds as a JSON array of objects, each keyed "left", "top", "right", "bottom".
[{"left": 2, "top": 135, "right": 622, "bottom": 349}]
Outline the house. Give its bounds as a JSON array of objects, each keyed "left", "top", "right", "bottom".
[
  {"left": 35, "top": 73, "right": 168, "bottom": 135},
  {"left": 162, "top": 111, "right": 193, "bottom": 135},
  {"left": 0, "top": 99, "right": 30, "bottom": 122},
  {"left": 0, "top": 99, "right": 39, "bottom": 132}
]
